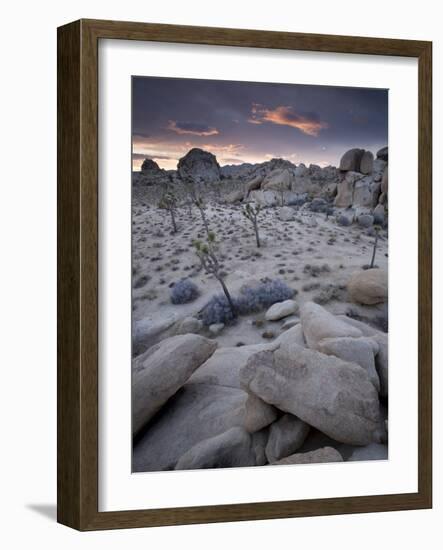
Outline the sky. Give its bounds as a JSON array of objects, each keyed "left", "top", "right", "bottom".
[{"left": 132, "top": 76, "right": 388, "bottom": 171}]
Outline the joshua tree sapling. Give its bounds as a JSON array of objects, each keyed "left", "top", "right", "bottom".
[
  {"left": 193, "top": 232, "right": 237, "bottom": 318},
  {"left": 369, "top": 225, "right": 380, "bottom": 268},
  {"left": 182, "top": 175, "right": 211, "bottom": 237},
  {"left": 242, "top": 203, "right": 262, "bottom": 247},
  {"left": 158, "top": 191, "right": 178, "bottom": 233}
]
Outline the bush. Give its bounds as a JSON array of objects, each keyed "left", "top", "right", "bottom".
[
  {"left": 201, "top": 294, "right": 237, "bottom": 326},
  {"left": 200, "top": 279, "right": 295, "bottom": 326},
  {"left": 170, "top": 278, "right": 199, "bottom": 304}
]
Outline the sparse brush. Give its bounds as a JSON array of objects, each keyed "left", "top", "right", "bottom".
[
  {"left": 242, "top": 203, "right": 262, "bottom": 247},
  {"left": 313, "top": 284, "right": 342, "bottom": 304},
  {"left": 170, "top": 278, "right": 200, "bottom": 304}
]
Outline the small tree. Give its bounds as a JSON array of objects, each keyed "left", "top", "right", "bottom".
[
  {"left": 275, "top": 181, "right": 286, "bottom": 207},
  {"left": 242, "top": 203, "right": 262, "bottom": 248},
  {"left": 182, "top": 175, "right": 211, "bottom": 237},
  {"left": 193, "top": 232, "right": 237, "bottom": 318},
  {"left": 158, "top": 191, "right": 177, "bottom": 233},
  {"left": 369, "top": 225, "right": 381, "bottom": 268}
]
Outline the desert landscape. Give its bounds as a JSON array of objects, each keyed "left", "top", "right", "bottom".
[{"left": 131, "top": 144, "right": 389, "bottom": 472}]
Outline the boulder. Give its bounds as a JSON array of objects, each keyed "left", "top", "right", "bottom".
[
  {"left": 174, "top": 427, "right": 259, "bottom": 470},
  {"left": 360, "top": 151, "right": 374, "bottom": 175},
  {"left": 133, "top": 382, "right": 277, "bottom": 471},
  {"left": 175, "top": 316, "right": 203, "bottom": 335},
  {"left": 335, "top": 174, "right": 356, "bottom": 207},
  {"left": 246, "top": 174, "right": 263, "bottom": 192},
  {"left": 132, "top": 334, "right": 217, "bottom": 434},
  {"left": 373, "top": 332, "right": 388, "bottom": 397},
  {"left": 273, "top": 447, "right": 343, "bottom": 465},
  {"left": 295, "top": 163, "right": 308, "bottom": 177},
  {"left": 177, "top": 148, "right": 220, "bottom": 183},
  {"left": 376, "top": 146, "right": 388, "bottom": 162},
  {"left": 316, "top": 336, "right": 380, "bottom": 391},
  {"left": 209, "top": 323, "right": 225, "bottom": 335},
  {"left": 188, "top": 343, "right": 278, "bottom": 389},
  {"left": 357, "top": 214, "right": 374, "bottom": 228},
  {"left": 281, "top": 317, "right": 300, "bottom": 331},
  {"left": 275, "top": 323, "right": 307, "bottom": 348},
  {"left": 265, "top": 414, "right": 310, "bottom": 463},
  {"left": 133, "top": 312, "right": 181, "bottom": 356},
  {"left": 347, "top": 269, "right": 388, "bottom": 305},
  {"left": 291, "top": 176, "right": 314, "bottom": 195},
  {"left": 265, "top": 299, "right": 298, "bottom": 321},
  {"left": 249, "top": 190, "right": 279, "bottom": 207},
  {"left": 373, "top": 204, "right": 386, "bottom": 225},
  {"left": 278, "top": 206, "right": 295, "bottom": 221},
  {"left": 262, "top": 169, "right": 293, "bottom": 191},
  {"left": 339, "top": 148, "right": 365, "bottom": 171},
  {"left": 300, "top": 301, "right": 362, "bottom": 350},
  {"left": 353, "top": 175, "right": 377, "bottom": 208},
  {"left": 349, "top": 443, "right": 388, "bottom": 461},
  {"left": 241, "top": 344, "right": 380, "bottom": 445},
  {"left": 373, "top": 158, "right": 387, "bottom": 182},
  {"left": 225, "top": 189, "right": 244, "bottom": 204}
]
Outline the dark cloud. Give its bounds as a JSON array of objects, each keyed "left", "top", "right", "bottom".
[
  {"left": 167, "top": 120, "right": 219, "bottom": 136},
  {"left": 132, "top": 152, "right": 172, "bottom": 160}
]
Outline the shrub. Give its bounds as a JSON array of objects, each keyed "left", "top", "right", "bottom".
[
  {"left": 200, "top": 279, "right": 295, "bottom": 326},
  {"left": 170, "top": 278, "right": 199, "bottom": 304},
  {"left": 236, "top": 278, "right": 295, "bottom": 315},
  {"left": 201, "top": 294, "right": 237, "bottom": 326}
]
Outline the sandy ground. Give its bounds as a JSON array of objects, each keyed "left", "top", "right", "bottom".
[{"left": 131, "top": 194, "right": 388, "bottom": 348}]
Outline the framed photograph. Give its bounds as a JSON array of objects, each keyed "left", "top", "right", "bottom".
[{"left": 57, "top": 19, "right": 432, "bottom": 530}]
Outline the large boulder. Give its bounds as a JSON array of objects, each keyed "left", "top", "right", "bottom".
[
  {"left": 291, "top": 176, "right": 315, "bottom": 195},
  {"left": 133, "top": 312, "right": 181, "bottom": 356},
  {"left": 339, "top": 148, "right": 365, "bottom": 171},
  {"left": 240, "top": 343, "right": 380, "bottom": 445},
  {"left": 177, "top": 148, "right": 221, "bottom": 183},
  {"left": 381, "top": 166, "right": 388, "bottom": 194},
  {"left": 246, "top": 173, "right": 263, "bottom": 192},
  {"left": 347, "top": 269, "right": 388, "bottom": 305},
  {"left": 373, "top": 203, "right": 386, "bottom": 225},
  {"left": 278, "top": 206, "right": 295, "bottom": 221},
  {"left": 360, "top": 151, "right": 374, "bottom": 175},
  {"left": 265, "top": 299, "right": 298, "bottom": 321},
  {"left": 175, "top": 427, "right": 262, "bottom": 470},
  {"left": 300, "top": 301, "right": 362, "bottom": 350},
  {"left": 353, "top": 175, "right": 379, "bottom": 208},
  {"left": 349, "top": 442, "right": 388, "bottom": 461},
  {"left": 132, "top": 334, "right": 217, "bottom": 434},
  {"left": 262, "top": 168, "right": 293, "bottom": 191},
  {"left": 273, "top": 447, "right": 343, "bottom": 465},
  {"left": 265, "top": 414, "right": 310, "bottom": 463},
  {"left": 188, "top": 343, "right": 278, "bottom": 389},
  {"left": 225, "top": 188, "right": 244, "bottom": 204},
  {"left": 376, "top": 146, "right": 388, "bottom": 162},
  {"left": 334, "top": 172, "right": 360, "bottom": 207},
  {"left": 133, "top": 382, "right": 277, "bottom": 471},
  {"left": 317, "top": 336, "right": 380, "bottom": 391}
]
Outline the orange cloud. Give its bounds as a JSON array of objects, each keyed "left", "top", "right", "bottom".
[{"left": 249, "top": 103, "right": 328, "bottom": 136}]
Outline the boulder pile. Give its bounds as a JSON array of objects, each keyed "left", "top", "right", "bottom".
[{"left": 133, "top": 300, "right": 388, "bottom": 471}]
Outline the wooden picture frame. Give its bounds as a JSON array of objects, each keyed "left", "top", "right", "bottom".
[{"left": 57, "top": 18, "right": 432, "bottom": 530}]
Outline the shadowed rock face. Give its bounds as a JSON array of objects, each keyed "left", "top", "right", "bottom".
[
  {"left": 132, "top": 334, "right": 218, "bottom": 435},
  {"left": 132, "top": 382, "right": 277, "bottom": 471},
  {"left": 177, "top": 148, "right": 221, "bottom": 183},
  {"left": 273, "top": 446, "right": 343, "bottom": 465}
]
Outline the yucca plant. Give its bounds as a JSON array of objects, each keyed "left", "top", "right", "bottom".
[
  {"left": 158, "top": 191, "right": 178, "bottom": 233},
  {"left": 193, "top": 232, "right": 237, "bottom": 318},
  {"left": 242, "top": 203, "right": 262, "bottom": 248},
  {"left": 369, "top": 225, "right": 381, "bottom": 268}
]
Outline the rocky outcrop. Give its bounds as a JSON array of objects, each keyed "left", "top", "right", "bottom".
[
  {"left": 132, "top": 334, "right": 217, "bottom": 435},
  {"left": 347, "top": 269, "right": 388, "bottom": 305},
  {"left": 141, "top": 158, "right": 161, "bottom": 172},
  {"left": 177, "top": 148, "right": 221, "bottom": 183}
]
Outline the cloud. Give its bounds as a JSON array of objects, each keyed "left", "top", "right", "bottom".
[
  {"left": 132, "top": 152, "right": 172, "bottom": 160},
  {"left": 166, "top": 120, "right": 219, "bottom": 136},
  {"left": 248, "top": 103, "right": 328, "bottom": 136}
]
